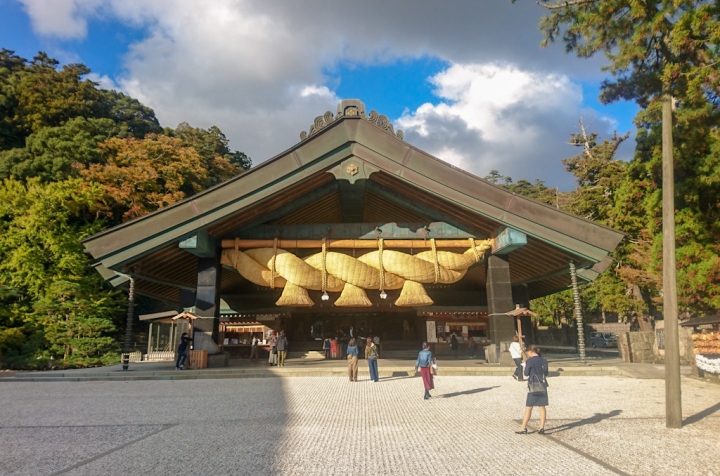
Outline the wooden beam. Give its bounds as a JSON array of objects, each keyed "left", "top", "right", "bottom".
[{"left": 220, "top": 239, "right": 489, "bottom": 249}]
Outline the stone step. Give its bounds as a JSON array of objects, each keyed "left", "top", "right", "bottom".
[{"left": 9, "top": 365, "right": 624, "bottom": 382}]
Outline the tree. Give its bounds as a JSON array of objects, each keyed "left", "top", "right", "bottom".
[
  {"left": 0, "top": 117, "right": 119, "bottom": 181},
  {"left": 82, "top": 134, "right": 210, "bottom": 221},
  {"left": 0, "top": 178, "right": 122, "bottom": 367},
  {"left": 484, "top": 170, "right": 560, "bottom": 206},
  {"left": 520, "top": 0, "right": 720, "bottom": 316},
  {"left": 171, "top": 122, "right": 251, "bottom": 184}
]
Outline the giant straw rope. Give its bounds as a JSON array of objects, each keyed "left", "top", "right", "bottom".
[{"left": 220, "top": 238, "right": 492, "bottom": 307}]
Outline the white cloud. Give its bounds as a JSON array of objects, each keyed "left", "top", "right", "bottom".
[
  {"left": 19, "top": 0, "right": 104, "bottom": 39},
  {"left": 19, "top": 0, "right": 619, "bottom": 187},
  {"left": 398, "top": 63, "right": 616, "bottom": 189},
  {"left": 86, "top": 72, "right": 119, "bottom": 91}
]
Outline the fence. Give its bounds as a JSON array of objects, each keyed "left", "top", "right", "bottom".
[{"left": 143, "top": 351, "right": 175, "bottom": 362}]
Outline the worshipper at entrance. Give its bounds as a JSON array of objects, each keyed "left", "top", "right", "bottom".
[
  {"left": 365, "top": 337, "right": 379, "bottom": 382},
  {"left": 276, "top": 331, "right": 289, "bottom": 367},
  {"left": 323, "top": 338, "right": 331, "bottom": 359},
  {"left": 346, "top": 338, "right": 359, "bottom": 382},
  {"left": 415, "top": 342, "right": 435, "bottom": 400},
  {"left": 516, "top": 345, "right": 549, "bottom": 435},
  {"left": 509, "top": 335, "right": 524, "bottom": 381},
  {"left": 330, "top": 337, "right": 339, "bottom": 359},
  {"left": 175, "top": 332, "right": 193, "bottom": 370},
  {"left": 250, "top": 334, "right": 260, "bottom": 361},
  {"left": 450, "top": 333, "right": 459, "bottom": 358},
  {"left": 268, "top": 331, "right": 278, "bottom": 366}
]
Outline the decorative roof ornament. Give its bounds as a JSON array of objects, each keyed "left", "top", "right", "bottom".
[{"left": 299, "top": 99, "right": 404, "bottom": 141}]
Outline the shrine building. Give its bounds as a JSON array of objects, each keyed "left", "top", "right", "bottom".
[{"left": 83, "top": 99, "right": 623, "bottom": 363}]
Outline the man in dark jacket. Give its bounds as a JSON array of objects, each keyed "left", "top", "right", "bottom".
[
  {"left": 176, "top": 332, "right": 193, "bottom": 370},
  {"left": 276, "top": 331, "right": 289, "bottom": 366}
]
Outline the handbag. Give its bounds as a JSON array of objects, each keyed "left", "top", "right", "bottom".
[
  {"left": 272, "top": 346, "right": 277, "bottom": 355},
  {"left": 528, "top": 374, "right": 547, "bottom": 395}
]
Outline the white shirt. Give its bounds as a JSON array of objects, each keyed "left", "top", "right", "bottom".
[{"left": 509, "top": 342, "right": 523, "bottom": 359}]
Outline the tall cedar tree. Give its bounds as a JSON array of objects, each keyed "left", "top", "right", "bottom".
[{"left": 518, "top": 0, "right": 720, "bottom": 314}]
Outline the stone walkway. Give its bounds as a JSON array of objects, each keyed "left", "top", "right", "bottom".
[{"left": 1, "top": 374, "right": 718, "bottom": 475}]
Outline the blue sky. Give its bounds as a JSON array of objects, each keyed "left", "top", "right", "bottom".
[{"left": 0, "top": 0, "right": 640, "bottom": 190}]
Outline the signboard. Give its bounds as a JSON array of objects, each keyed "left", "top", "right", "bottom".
[
  {"left": 462, "top": 325, "right": 468, "bottom": 336},
  {"left": 426, "top": 320, "right": 437, "bottom": 343}
]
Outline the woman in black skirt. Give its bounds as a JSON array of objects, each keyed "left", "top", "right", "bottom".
[{"left": 516, "top": 345, "right": 549, "bottom": 434}]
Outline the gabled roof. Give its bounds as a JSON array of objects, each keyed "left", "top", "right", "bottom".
[{"left": 83, "top": 100, "right": 624, "bottom": 300}]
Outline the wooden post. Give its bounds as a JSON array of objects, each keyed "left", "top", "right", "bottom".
[
  {"left": 147, "top": 322, "right": 153, "bottom": 354},
  {"left": 124, "top": 276, "right": 135, "bottom": 353},
  {"left": 662, "top": 94, "right": 682, "bottom": 429},
  {"left": 221, "top": 238, "right": 488, "bottom": 249}
]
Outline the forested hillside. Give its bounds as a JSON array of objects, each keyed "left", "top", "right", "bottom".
[{"left": 0, "top": 50, "right": 251, "bottom": 369}]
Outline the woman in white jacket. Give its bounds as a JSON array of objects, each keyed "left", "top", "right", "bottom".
[{"left": 509, "top": 335, "right": 524, "bottom": 381}]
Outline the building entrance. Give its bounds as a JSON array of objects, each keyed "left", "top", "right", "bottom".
[{"left": 286, "top": 311, "right": 422, "bottom": 347}]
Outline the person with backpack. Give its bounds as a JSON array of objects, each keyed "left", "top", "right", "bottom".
[
  {"left": 175, "top": 332, "right": 193, "bottom": 370},
  {"left": 415, "top": 342, "right": 435, "bottom": 400},
  {"left": 516, "top": 345, "right": 549, "bottom": 435},
  {"left": 365, "top": 337, "right": 379, "bottom": 382}
]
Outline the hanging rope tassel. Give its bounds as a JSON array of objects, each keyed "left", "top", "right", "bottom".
[
  {"left": 469, "top": 237, "right": 481, "bottom": 263},
  {"left": 431, "top": 238, "right": 440, "bottom": 284},
  {"left": 378, "top": 238, "right": 385, "bottom": 293},
  {"left": 321, "top": 237, "right": 328, "bottom": 294},
  {"left": 270, "top": 237, "right": 278, "bottom": 289}
]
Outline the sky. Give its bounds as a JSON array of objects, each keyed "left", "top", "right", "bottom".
[{"left": 0, "top": 0, "right": 640, "bottom": 191}]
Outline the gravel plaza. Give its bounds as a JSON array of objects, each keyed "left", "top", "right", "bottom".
[{"left": 1, "top": 370, "right": 719, "bottom": 476}]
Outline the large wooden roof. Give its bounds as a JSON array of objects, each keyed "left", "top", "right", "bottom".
[{"left": 83, "top": 101, "right": 624, "bottom": 305}]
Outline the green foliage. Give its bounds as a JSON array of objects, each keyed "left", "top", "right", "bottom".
[
  {"left": 0, "top": 50, "right": 249, "bottom": 368},
  {"left": 33, "top": 280, "right": 120, "bottom": 366},
  {"left": 0, "top": 117, "right": 119, "bottom": 181},
  {"left": 484, "top": 170, "right": 559, "bottom": 206},
  {"left": 511, "top": 0, "right": 720, "bottom": 321},
  {"left": 0, "top": 178, "right": 122, "bottom": 367}
]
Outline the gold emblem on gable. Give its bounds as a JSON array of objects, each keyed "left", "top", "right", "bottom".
[{"left": 346, "top": 163, "right": 359, "bottom": 176}]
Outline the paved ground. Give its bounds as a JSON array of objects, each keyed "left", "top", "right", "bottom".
[{"left": 1, "top": 373, "right": 718, "bottom": 475}]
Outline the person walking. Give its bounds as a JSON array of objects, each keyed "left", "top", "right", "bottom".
[
  {"left": 323, "top": 338, "right": 331, "bottom": 359},
  {"left": 346, "top": 338, "right": 359, "bottom": 382},
  {"left": 467, "top": 336, "right": 476, "bottom": 359},
  {"left": 268, "top": 331, "right": 278, "bottom": 366},
  {"left": 415, "top": 342, "right": 435, "bottom": 400},
  {"left": 175, "top": 332, "right": 193, "bottom": 370},
  {"left": 330, "top": 337, "right": 339, "bottom": 359},
  {"left": 516, "top": 345, "right": 549, "bottom": 435},
  {"left": 276, "top": 331, "right": 289, "bottom": 366},
  {"left": 365, "top": 337, "right": 379, "bottom": 382},
  {"left": 450, "top": 333, "right": 459, "bottom": 359},
  {"left": 250, "top": 334, "right": 260, "bottom": 361},
  {"left": 509, "top": 335, "right": 524, "bottom": 381}
]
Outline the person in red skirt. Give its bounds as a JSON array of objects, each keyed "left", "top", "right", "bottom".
[{"left": 415, "top": 342, "right": 435, "bottom": 400}]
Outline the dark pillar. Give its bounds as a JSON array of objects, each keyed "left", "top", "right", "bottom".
[
  {"left": 512, "top": 284, "right": 530, "bottom": 309},
  {"left": 194, "top": 254, "right": 221, "bottom": 354},
  {"left": 486, "top": 254, "right": 515, "bottom": 344}
]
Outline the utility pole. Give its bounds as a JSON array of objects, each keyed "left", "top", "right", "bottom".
[
  {"left": 569, "top": 261, "right": 586, "bottom": 365},
  {"left": 662, "top": 94, "right": 682, "bottom": 428}
]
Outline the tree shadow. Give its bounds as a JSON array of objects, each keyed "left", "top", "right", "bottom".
[
  {"left": 683, "top": 401, "right": 720, "bottom": 426},
  {"left": 440, "top": 386, "right": 499, "bottom": 398},
  {"left": 546, "top": 409, "right": 622, "bottom": 434}
]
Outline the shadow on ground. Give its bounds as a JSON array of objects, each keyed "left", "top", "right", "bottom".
[
  {"left": 546, "top": 409, "right": 623, "bottom": 434},
  {"left": 440, "top": 386, "right": 499, "bottom": 399},
  {"left": 683, "top": 401, "right": 720, "bottom": 426}
]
